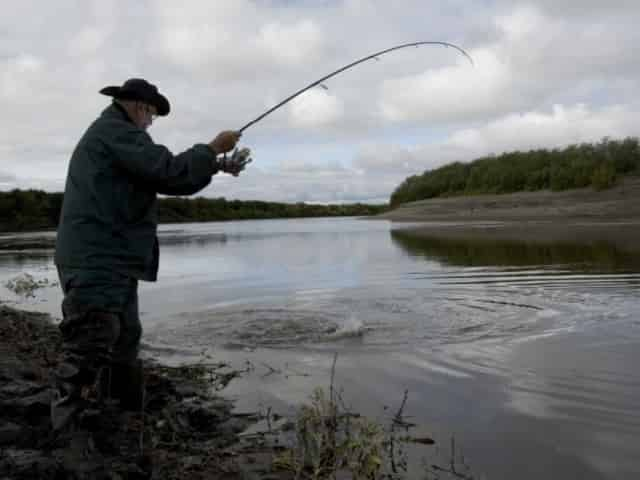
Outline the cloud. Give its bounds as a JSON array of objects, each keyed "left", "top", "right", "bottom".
[
  {"left": 152, "top": 2, "right": 326, "bottom": 79},
  {"left": 257, "top": 20, "right": 324, "bottom": 66},
  {"left": 288, "top": 89, "right": 344, "bottom": 129},
  {"left": 353, "top": 144, "right": 419, "bottom": 173},
  {"left": 0, "top": 54, "right": 45, "bottom": 103},
  {"left": 358, "top": 102, "right": 640, "bottom": 177},
  {"left": 379, "top": 48, "right": 512, "bottom": 123},
  {"left": 504, "top": 0, "right": 640, "bottom": 17},
  {"left": 203, "top": 165, "right": 394, "bottom": 204},
  {"left": 1, "top": 1, "right": 640, "bottom": 203},
  {"left": 0, "top": 171, "right": 17, "bottom": 187},
  {"left": 447, "top": 103, "right": 640, "bottom": 155},
  {"left": 378, "top": 4, "right": 640, "bottom": 127}
]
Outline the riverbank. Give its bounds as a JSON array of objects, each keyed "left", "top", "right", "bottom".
[
  {"left": 0, "top": 304, "right": 296, "bottom": 479},
  {"left": 380, "top": 177, "right": 640, "bottom": 224},
  {"left": 0, "top": 303, "right": 450, "bottom": 479}
]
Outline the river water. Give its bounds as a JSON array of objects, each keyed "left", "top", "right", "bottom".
[{"left": 1, "top": 217, "right": 639, "bottom": 479}]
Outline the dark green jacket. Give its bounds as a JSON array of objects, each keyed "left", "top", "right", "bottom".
[{"left": 55, "top": 103, "right": 218, "bottom": 281}]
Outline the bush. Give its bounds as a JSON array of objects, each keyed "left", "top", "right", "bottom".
[
  {"left": 390, "top": 137, "right": 640, "bottom": 206},
  {"left": 591, "top": 161, "right": 617, "bottom": 190}
]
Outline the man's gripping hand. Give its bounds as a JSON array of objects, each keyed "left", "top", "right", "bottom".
[
  {"left": 209, "top": 131, "right": 241, "bottom": 155},
  {"left": 219, "top": 147, "right": 252, "bottom": 176}
]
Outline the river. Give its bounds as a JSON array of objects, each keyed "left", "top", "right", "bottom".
[{"left": 1, "top": 217, "right": 639, "bottom": 479}]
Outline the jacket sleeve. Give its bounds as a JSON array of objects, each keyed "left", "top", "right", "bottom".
[{"left": 108, "top": 126, "right": 219, "bottom": 196}]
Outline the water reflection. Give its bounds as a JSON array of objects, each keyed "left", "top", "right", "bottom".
[
  {"left": 391, "top": 228, "right": 640, "bottom": 272},
  {"left": 0, "top": 251, "right": 54, "bottom": 268},
  {"left": 1, "top": 219, "right": 639, "bottom": 478},
  {"left": 158, "top": 232, "right": 228, "bottom": 247}
]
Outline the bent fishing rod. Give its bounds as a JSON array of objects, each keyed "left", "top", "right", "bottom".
[{"left": 237, "top": 41, "right": 473, "bottom": 134}]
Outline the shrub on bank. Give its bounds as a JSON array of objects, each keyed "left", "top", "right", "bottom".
[{"left": 390, "top": 137, "right": 640, "bottom": 207}]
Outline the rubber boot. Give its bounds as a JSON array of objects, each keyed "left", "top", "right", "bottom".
[
  {"left": 51, "top": 362, "right": 85, "bottom": 432},
  {"left": 101, "top": 360, "right": 145, "bottom": 411}
]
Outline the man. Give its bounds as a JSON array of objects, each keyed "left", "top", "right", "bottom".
[{"left": 52, "top": 78, "right": 251, "bottom": 430}]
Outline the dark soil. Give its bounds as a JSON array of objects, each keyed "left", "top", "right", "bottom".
[{"left": 0, "top": 304, "right": 291, "bottom": 479}]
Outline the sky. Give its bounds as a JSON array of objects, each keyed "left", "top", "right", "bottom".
[{"left": 1, "top": 0, "right": 639, "bottom": 203}]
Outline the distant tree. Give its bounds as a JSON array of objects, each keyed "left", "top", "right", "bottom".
[
  {"left": 390, "top": 137, "right": 640, "bottom": 207},
  {"left": 0, "top": 189, "right": 388, "bottom": 232}
]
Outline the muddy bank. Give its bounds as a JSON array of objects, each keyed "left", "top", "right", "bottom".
[
  {"left": 0, "top": 304, "right": 294, "bottom": 479},
  {"left": 0, "top": 304, "right": 455, "bottom": 480},
  {"left": 381, "top": 177, "right": 640, "bottom": 224}
]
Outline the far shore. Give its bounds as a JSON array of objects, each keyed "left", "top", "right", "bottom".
[
  {"left": 380, "top": 176, "right": 640, "bottom": 222},
  {"left": 380, "top": 177, "right": 640, "bottom": 251}
]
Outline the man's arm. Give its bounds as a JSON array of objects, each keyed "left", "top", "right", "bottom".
[{"left": 108, "top": 127, "right": 215, "bottom": 195}]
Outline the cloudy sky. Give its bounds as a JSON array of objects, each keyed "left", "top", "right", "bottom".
[{"left": 1, "top": 0, "right": 639, "bottom": 203}]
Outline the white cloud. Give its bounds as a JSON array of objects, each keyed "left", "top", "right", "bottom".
[
  {"left": 496, "top": 5, "right": 544, "bottom": 40},
  {"left": 353, "top": 144, "right": 418, "bottom": 173},
  {"left": 379, "top": 48, "right": 511, "bottom": 123},
  {"left": 0, "top": 54, "right": 44, "bottom": 102},
  {"left": 204, "top": 165, "right": 394, "bottom": 204},
  {"left": 0, "top": 171, "right": 17, "bottom": 187},
  {"left": 257, "top": 20, "right": 323, "bottom": 66},
  {"left": 378, "top": 4, "right": 640, "bottom": 127},
  {"left": 152, "top": 2, "right": 325, "bottom": 80},
  {"left": 288, "top": 89, "right": 344, "bottom": 129},
  {"left": 358, "top": 103, "right": 640, "bottom": 177},
  {"left": 448, "top": 103, "right": 640, "bottom": 155},
  {"left": 1, "top": 1, "right": 640, "bottom": 203}
]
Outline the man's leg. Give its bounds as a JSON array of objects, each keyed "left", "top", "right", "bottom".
[
  {"left": 51, "top": 269, "right": 138, "bottom": 430},
  {"left": 105, "top": 283, "right": 145, "bottom": 410},
  {"left": 51, "top": 303, "right": 121, "bottom": 431}
]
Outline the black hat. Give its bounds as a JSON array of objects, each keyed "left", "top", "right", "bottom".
[{"left": 99, "top": 78, "right": 170, "bottom": 116}]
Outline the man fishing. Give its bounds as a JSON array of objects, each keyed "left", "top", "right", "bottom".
[
  {"left": 48, "top": 41, "right": 470, "bottom": 432},
  {"left": 51, "top": 78, "right": 252, "bottom": 430}
]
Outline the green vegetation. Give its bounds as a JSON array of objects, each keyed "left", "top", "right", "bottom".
[
  {"left": 0, "top": 190, "right": 63, "bottom": 232},
  {"left": 273, "top": 380, "right": 465, "bottom": 479},
  {"left": 156, "top": 197, "right": 386, "bottom": 223},
  {"left": 274, "top": 387, "right": 386, "bottom": 479},
  {"left": 0, "top": 189, "right": 387, "bottom": 232},
  {"left": 390, "top": 137, "right": 640, "bottom": 207}
]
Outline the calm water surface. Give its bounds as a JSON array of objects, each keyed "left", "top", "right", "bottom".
[{"left": 1, "top": 218, "right": 639, "bottom": 479}]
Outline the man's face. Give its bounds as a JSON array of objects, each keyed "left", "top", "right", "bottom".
[{"left": 134, "top": 102, "right": 157, "bottom": 130}]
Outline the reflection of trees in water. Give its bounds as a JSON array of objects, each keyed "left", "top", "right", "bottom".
[
  {"left": 0, "top": 251, "right": 54, "bottom": 268},
  {"left": 390, "top": 230, "right": 640, "bottom": 271},
  {"left": 158, "top": 233, "right": 228, "bottom": 247}
]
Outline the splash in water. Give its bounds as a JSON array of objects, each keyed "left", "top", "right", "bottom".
[{"left": 326, "top": 314, "right": 367, "bottom": 339}]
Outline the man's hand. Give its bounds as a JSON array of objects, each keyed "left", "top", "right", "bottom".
[
  {"left": 219, "top": 147, "right": 252, "bottom": 176},
  {"left": 209, "top": 130, "right": 241, "bottom": 154}
]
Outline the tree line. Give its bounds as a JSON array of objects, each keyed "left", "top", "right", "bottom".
[
  {"left": 390, "top": 137, "right": 640, "bottom": 207},
  {"left": 0, "top": 190, "right": 387, "bottom": 232}
]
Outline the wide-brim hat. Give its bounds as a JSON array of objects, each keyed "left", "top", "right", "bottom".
[{"left": 99, "top": 78, "right": 170, "bottom": 116}]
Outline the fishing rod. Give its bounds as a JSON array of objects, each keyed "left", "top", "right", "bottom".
[{"left": 238, "top": 41, "right": 474, "bottom": 134}]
